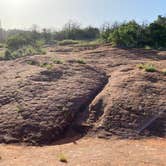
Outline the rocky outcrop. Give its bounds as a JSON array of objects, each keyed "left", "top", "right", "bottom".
[
  {"left": 87, "top": 66, "right": 166, "bottom": 138},
  {"left": 0, "top": 45, "right": 166, "bottom": 145},
  {"left": 0, "top": 59, "right": 107, "bottom": 145}
]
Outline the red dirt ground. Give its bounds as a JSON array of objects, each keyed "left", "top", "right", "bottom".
[
  {"left": 0, "top": 137, "right": 166, "bottom": 166},
  {"left": 0, "top": 45, "right": 166, "bottom": 165}
]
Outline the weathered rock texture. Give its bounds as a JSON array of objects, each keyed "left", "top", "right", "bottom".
[
  {"left": 0, "top": 45, "right": 166, "bottom": 145},
  {"left": 87, "top": 67, "right": 166, "bottom": 138}
]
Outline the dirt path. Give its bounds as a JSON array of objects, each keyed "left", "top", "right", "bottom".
[{"left": 0, "top": 137, "right": 166, "bottom": 166}]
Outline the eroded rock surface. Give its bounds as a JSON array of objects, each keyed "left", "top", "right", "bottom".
[
  {"left": 0, "top": 58, "right": 107, "bottom": 144},
  {"left": 0, "top": 45, "right": 166, "bottom": 145},
  {"left": 87, "top": 67, "right": 166, "bottom": 138}
]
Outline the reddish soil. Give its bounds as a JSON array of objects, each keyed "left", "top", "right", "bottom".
[
  {"left": 0, "top": 137, "right": 166, "bottom": 166},
  {"left": 0, "top": 44, "right": 166, "bottom": 145}
]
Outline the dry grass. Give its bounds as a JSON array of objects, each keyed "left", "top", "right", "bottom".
[{"left": 58, "top": 153, "right": 68, "bottom": 163}]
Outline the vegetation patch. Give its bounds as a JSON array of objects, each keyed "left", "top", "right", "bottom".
[
  {"left": 75, "top": 58, "right": 86, "bottom": 64},
  {"left": 101, "top": 15, "right": 166, "bottom": 49},
  {"left": 4, "top": 46, "right": 45, "bottom": 60},
  {"left": 162, "top": 69, "right": 166, "bottom": 75},
  {"left": 58, "top": 153, "right": 68, "bottom": 163},
  {"left": 52, "top": 58, "right": 64, "bottom": 64},
  {"left": 137, "top": 63, "right": 157, "bottom": 72},
  {"left": 15, "top": 104, "right": 23, "bottom": 113},
  {"left": 40, "top": 62, "right": 54, "bottom": 70},
  {"left": 26, "top": 60, "right": 39, "bottom": 66},
  {"left": 0, "top": 50, "right": 5, "bottom": 58},
  {"left": 2, "top": 33, "right": 46, "bottom": 60},
  {"left": 0, "top": 15, "right": 165, "bottom": 57},
  {"left": 54, "top": 22, "right": 99, "bottom": 41}
]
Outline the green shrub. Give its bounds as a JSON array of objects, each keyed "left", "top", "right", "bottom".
[
  {"left": 148, "top": 16, "right": 166, "bottom": 48},
  {"left": 101, "top": 15, "right": 166, "bottom": 49},
  {"left": 108, "top": 21, "right": 144, "bottom": 47},
  {"left": 35, "top": 40, "right": 45, "bottom": 48},
  {"left": 4, "top": 49, "right": 13, "bottom": 60},
  {"left": 40, "top": 63, "right": 54, "bottom": 70},
  {"left": 3, "top": 46, "right": 45, "bottom": 60},
  {"left": 137, "top": 63, "right": 157, "bottom": 72},
  {"left": 15, "top": 105, "right": 23, "bottom": 113},
  {"left": 52, "top": 58, "right": 64, "bottom": 64},
  {"left": 6, "top": 34, "right": 32, "bottom": 50},
  {"left": 75, "top": 59, "right": 86, "bottom": 64},
  {"left": 145, "top": 65, "right": 157, "bottom": 72},
  {"left": 3, "top": 32, "right": 46, "bottom": 60},
  {"left": 26, "top": 60, "right": 39, "bottom": 66},
  {"left": 54, "top": 21, "right": 99, "bottom": 41}
]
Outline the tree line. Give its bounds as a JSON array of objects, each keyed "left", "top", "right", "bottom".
[
  {"left": 101, "top": 15, "right": 166, "bottom": 49},
  {"left": 1, "top": 15, "right": 166, "bottom": 50}
]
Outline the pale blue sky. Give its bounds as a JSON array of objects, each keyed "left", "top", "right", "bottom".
[{"left": 0, "top": 0, "right": 165, "bottom": 29}]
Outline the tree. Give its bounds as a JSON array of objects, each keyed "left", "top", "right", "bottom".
[
  {"left": 42, "top": 28, "right": 52, "bottom": 43},
  {"left": 154, "top": 15, "right": 166, "bottom": 26},
  {"left": 108, "top": 21, "right": 143, "bottom": 47},
  {"left": 100, "top": 22, "right": 120, "bottom": 42},
  {"left": 148, "top": 22, "right": 166, "bottom": 48}
]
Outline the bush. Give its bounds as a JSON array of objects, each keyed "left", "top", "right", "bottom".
[
  {"left": 6, "top": 34, "right": 32, "bottom": 50},
  {"left": 54, "top": 21, "right": 100, "bottom": 41},
  {"left": 148, "top": 22, "right": 166, "bottom": 48},
  {"left": 108, "top": 21, "right": 144, "bottom": 47},
  {"left": 75, "top": 58, "right": 86, "bottom": 64},
  {"left": 3, "top": 46, "right": 45, "bottom": 60},
  {"left": 145, "top": 65, "right": 157, "bottom": 72},
  {"left": 137, "top": 63, "right": 157, "bottom": 72},
  {"left": 40, "top": 62, "right": 54, "bottom": 70},
  {"left": 4, "top": 49, "right": 13, "bottom": 60},
  {"left": 82, "top": 27, "right": 100, "bottom": 40},
  {"left": 3, "top": 32, "right": 45, "bottom": 60},
  {"left": 100, "top": 22, "right": 120, "bottom": 42},
  {"left": 52, "top": 58, "right": 64, "bottom": 64},
  {"left": 101, "top": 15, "right": 166, "bottom": 49}
]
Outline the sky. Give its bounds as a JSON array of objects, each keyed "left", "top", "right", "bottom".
[{"left": 0, "top": 0, "right": 165, "bottom": 30}]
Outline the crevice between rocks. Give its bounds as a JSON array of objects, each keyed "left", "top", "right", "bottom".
[{"left": 57, "top": 73, "right": 109, "bottom": 142}]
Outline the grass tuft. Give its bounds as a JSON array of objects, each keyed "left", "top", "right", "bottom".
[
  {"left": 52, "top": 58, "right": 64, "bottom": 64},
  {"left": 15, "top": 105, "right": 23, "bottom": 113},
  {"left": 75, "top": 58, "right": 86, "bottom": 64},
  {"left": 40, "top": 63, "right": 54, "bottom": 70},
  {"left": 58, "top": 153, "right": 68, "bottom": 163},
  {"left": 137, "top": 63, "right": 157, "bottom": 72}
]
